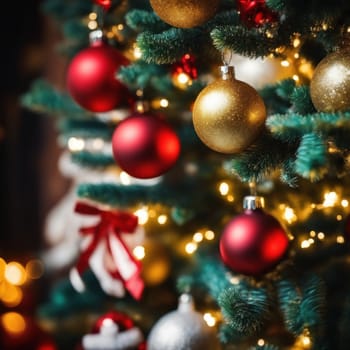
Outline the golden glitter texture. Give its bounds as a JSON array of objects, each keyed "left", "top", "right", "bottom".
[
  {"left": 310, "top": 48, "right": 350, "bottom": 112},
  {"left": 149, "top": 0, "right": 220, "bottom": 28},
  {"left": 192, "top": 66, "right": 267, "bottom": 154}
]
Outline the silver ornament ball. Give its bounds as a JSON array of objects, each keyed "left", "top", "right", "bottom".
[{"left": 147, "top": 294, "right": 220, "bottom": 350}]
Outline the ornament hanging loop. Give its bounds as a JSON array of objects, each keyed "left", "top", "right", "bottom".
[
  {"left": 221, "top": 49, "right": 233, "bottom": 66},
  {"left": 220, "top": 50, "right": 235, "bottom": 80}
]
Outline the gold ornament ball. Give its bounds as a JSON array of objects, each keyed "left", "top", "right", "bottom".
[
  {"left": 192, "top": 66, "right": 267, "bottom": 154},
  {"left": 149, "top": 0, "right": 220, "bottom": 28},
  {"left": 310, "top": 49, "right": 350, "bottom": 112},
  {"left": 141, "top": 239, "right": 170, "bottom": 287}
]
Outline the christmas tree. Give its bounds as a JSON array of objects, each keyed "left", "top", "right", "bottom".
[{"left": 15, "top": 0, "right": 350, "bottom": 349}]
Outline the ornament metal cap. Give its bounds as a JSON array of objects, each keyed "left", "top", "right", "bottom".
[
  {"left": 89, "top": 29, "right": 104, "bottom": 45},
  {"left": 178, "top": 293, "right": 195, "bottom": 312},
  {"left": 220, "top": 65, "right": 235, "bottom": 80},
  {"left": 243, "top": 195, "right": 265, "bottom": 210}
]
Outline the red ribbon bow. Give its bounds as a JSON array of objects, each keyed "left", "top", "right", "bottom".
[{"left": 74, "top": 201, "right": 144, "bottom": 300}]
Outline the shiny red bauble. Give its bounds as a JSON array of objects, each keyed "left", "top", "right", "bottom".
[
  {"left": 67, "top": 41, "right": 129, "bottom": 112},
  {"left": 220, "top": 208, "right": 289, "bottom": 275},
  {"left": 237, "top": 0, "right": 278, "bottom": 28},
  {"left": 112, "top": 113, "right": 181, "bottom": 179}
]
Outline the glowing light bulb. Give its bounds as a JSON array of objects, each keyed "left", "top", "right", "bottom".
[
  {"left": 157, "top": 214, "right": 168, "bottom": 225},
  {"left": 89, "top": 12, "right": 97, "bottom": 20},
  {"left": 323, "top": 191, "right": 338, "bottom": 207},
  {"left": 5, "top": 262, "right": 26, "bottom": 286},
  {"left": 193, "top": 232, "right": 203, "bottom": 242},
  {"left": 281, "top": 60, "right": 290, "bottom": 67},
  {"left": 337, "top": 236, "right": 345, "bottom": 244},
  {"left": 133, "top": 44, "right": 142, "bottom": 59},
  {"left": 1, "top": 312, "right": 26, "bottom": 335},
  {"left": 185, "top": 242, "right": 197, "bottom": 254},
  {"left": 283, "top": 207, "right": 297, "bottom": 224},
  {"left": 133, "top": 246, "right": 146, "bottom": 260},
  {"left": 68, "top": 137, "right": 85, "bottom": 152},
  {"left": 160, "top": 99, "right": 169, "bottom": 108},
  {"left": 219, "top": 182, "right": 229, "bottom": 196},
  {"left": 317, "top": 232, "right": 325, "bottom": 240},
  {"left": 257, "top": 339, "right": 265, "bottom": 346},
  {"left": 203, "top": 313, "right": 216, "bottom": 327},
  {"left": 134, "top": 207, "right": 149, "bottom": 225},
  {"left": 205, "top": 230, "right": 215, "bottom": 240},
  {"left": 341, "top": 199, "right": 349, "bottom": 207},
  {"left": 301, "top": 240, "right": 311, "bottom": 249}
]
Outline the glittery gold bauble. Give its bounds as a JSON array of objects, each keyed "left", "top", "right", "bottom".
[
  {"left": 310, "top": 49, "right": 350, "bottom": 112},
  {"left": 140, "top": 239, "right": 170, "bottom": 286},
  {"left": 192, "top": 66, "right": 267, "bottom": 154},
  {"left": 148, "top": 294, "right": 221, "bottom": 350},
  {"left": 149, "top": 0, "right": 220, "bottom": 28}
]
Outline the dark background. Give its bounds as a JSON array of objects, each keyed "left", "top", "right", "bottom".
[{"left": 0, "top": 1, "right": 67, "bottom": 260}]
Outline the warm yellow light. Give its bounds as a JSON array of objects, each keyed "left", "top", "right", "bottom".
[
  {"left": 323, "top": 191, "right": 338, "bottom": 207},
  {"left": 157, "top": 215, "right": 168, "bottom": 225},
  {"left": 203, "top": 312, "right": 216, "bottom": 327},
  {"left": 1, "top": 284, "right": 23, "bottom": 307},
  {"left": 341, "top": 199, "right": 349, "bottom": 207},
  {"left": 301, "top": 240, "right": 311, "bottom": 249},
  {"left": 204, "top": 230, "right": 215, "bottom": 240},
  {"left": 177, "top": 72, "right": 190, "bottom": 85},
  {"left": 5, "top": 262, "right": 26, "bottom": 286},
  {"left": 185, "top": 242, "right": 197, "bottom": 254},
  {"left": 133, "top": 246, "right": 146, "bottom": 260},
  {"left": 281, "top": 60, "right": 290, "bottom": 67},
  {"left": 337, "top": 236, "right": 345, "bottom": 244},
  {"left": 26, "top": 259, "right": 44, "bottom": 280},
  {"left": 317, "top": 232, "right": 325, "bottom": 240},
  {"left": 1, "top": 312, "right": 26, "bottom": 335},
  {"left": 230, "top": 276, "right": 240, "bottom": 285},
  {"left": 68, "top": 137, "right": 85, "bottom": 152},
  {"left": 134, "top": 207, "right": 149, "bottom": 225},
  {"left": 117, "top": 24, "right": 124, "bottom": 31},
  {"left": 89, "top": 12, "right": 97, "bottom": 20},
  {"left": 133, "top": 44, "right": 142, "bottom": 59},
  {"left": 219, "top": 182, "right": 229, "bottom": 196},
  {"left": 0, "top": 258, "right": 6, "bottom": 281},
  {"left": 294, "top": 52, "right": 300, "bottom": 59},
  {"left": 293, "top": 37, "right": 301, "bottom": 48},
  {"left": 308, "top": 238, "right": 315, "bottom": 244},
  {"left": 310, "top": 230, "right": 316, "bottom": 237},
  {"left": 160, "top": 99, "right": 169, "bottom": 108},
  {"left": 302, "top": 335, "right": 311, "bottom": 346},
  {"left": 322, "top": 23, "right": 328, "bottom": 30},
  {"left": 193, "top": 232, "right": 203, "bottom": 242},
  {"left": 257, "top": 339, "right": 265, "bottom": 346},
  {"left": 88, "top": 21, "right": 98, "bottom": 30},
  {"left": 292, "top": 74, "right": 300, "bottom": 82},
  {"left": 337, "top": 214, "right": 343, "bottom": 221},
  {"left": 227, "top": 195, "right": 234, "bottom": 202},
  {"left": 283, "top": 207, "right": 297, "bottom": 224}
]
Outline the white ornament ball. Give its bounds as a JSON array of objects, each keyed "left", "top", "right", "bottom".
[{"left": 147, "top": 294, "right": 221, "bottom": 350}]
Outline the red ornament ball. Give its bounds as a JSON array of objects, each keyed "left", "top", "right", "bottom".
[
  {"left": 93, "top": 0, "right": 112, "bottom": 11},
  {"left": 112, "top": 113, "right": 181, "bottom": 179},
  {"left": 67, "top": 41, "right": 129, "bottom": 112},
  {"left": 237, "top": 0, "right": 278, "bottom": 28},
  {"left": 220, "top": 200, "right": 289, "bottom": 276}
]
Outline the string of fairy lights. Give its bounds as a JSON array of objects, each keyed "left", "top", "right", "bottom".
[{"left": 0, "top": 258, "right": 44, "bottom": 337}]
